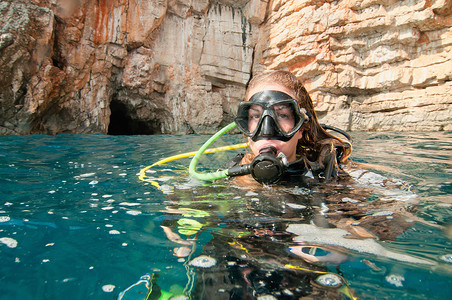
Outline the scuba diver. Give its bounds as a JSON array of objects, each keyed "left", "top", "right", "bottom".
[
  {"left": 189, "top": 70, "right": 353, "bottom": 186},
  {"left": 233, "top": 69, "right": 352, "bottom": 185},
  {"left": 123, "top": 71, "right": 422, "bottom": 299}
]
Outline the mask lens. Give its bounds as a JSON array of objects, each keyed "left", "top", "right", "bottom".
[
  {"left": 247, "top": 104, "right": 263, "bottom": 133},
  {"left": 272, "top": 102, "right": 297, "bottom": 134},
  {"left": 235, "top": 102, "right": 263, "bottom": 136}
]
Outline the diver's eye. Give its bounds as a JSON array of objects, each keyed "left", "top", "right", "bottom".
[
  {"left": 249, "top": 112, "right": 260, "bottom": 119},
  {"left": 274, "top": 105, "right": 294, "bottom": 120},
  {"left": 248, "top": 105, "right": 262, "bottom": 119},
  {"left": 277, "top": 112, "right": 290, "bottom": 120},
  {"left": 248, "top": 105, "right": 263, "bottom": 132}
]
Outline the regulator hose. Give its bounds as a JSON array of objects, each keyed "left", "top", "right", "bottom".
[{"left": 188, "top": 122, "right": 238, "bottom": 181}]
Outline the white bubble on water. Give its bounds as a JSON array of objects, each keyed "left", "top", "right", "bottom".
[
  {"left": 0, "top": 216, "right": 10, "bottom": 222},
  {"left": 440, "top": 254, "right": 452, "bottom": 263},
  {"left": 315, "top": 273, "right": 342, "bottom": 287},
  {"left": 89, "top": 180, "right": 98, "bottom": 185},
  {"left": 79, "top": 173, "right": 96, "bottom": 178},
  {"left": 109, "top": 230, "right": 120, "bottom": 235},
  {"left": 126, "top": 210, "right": 142, "bottom": 216},
  {"left": 286, "top": 203, "right": 307, "bottom": 209},
  {"left": 189, "top": 255, "right": 217, "bottom": 268},
  {"left": 386, "top": 274, "right": 404, "bottom": 287},
  {"left": 102, "top": 195, "right": 113, "bottom": 198},
  {"left": 101, "top": 206, "right": 114, "bottom": 210},
  {"left": 245, "top": 191, "right": 258, "bottom": 197},
  {"left": 119, "top": 202, "right": 140, "bottom": 206},
  {"left": 372, "top": 211, "right": 394, "bottom": 217},
  {"left": 0, "top": 237, "right": 18, "bottom": 248},
  {"left": 342, "top": 197, "right": 359, "bottom": 203},
  {"left": 102, "top": 284, "right": 115, "bottom": 292}
]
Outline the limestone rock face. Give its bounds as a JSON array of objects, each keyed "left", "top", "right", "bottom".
[
  {"left": 256, "top": 0, "right": 452, "bottom": 131},
  {"left": 0, "top": 0, "right": 450, "bottom": 134}
]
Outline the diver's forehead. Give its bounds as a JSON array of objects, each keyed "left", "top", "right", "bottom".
[{"left": 246, "top": 83, "right": 297, "bottom": 101}]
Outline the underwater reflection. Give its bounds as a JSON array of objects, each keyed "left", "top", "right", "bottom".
[{"left": 131, "top": 169, "right": 432, "bottom": 300}]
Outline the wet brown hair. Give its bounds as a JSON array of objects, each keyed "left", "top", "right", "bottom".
[{"left": 245, "top": 70, "right": 352, "bottom": 171}]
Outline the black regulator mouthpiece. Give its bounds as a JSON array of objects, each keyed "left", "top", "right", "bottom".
[{"left": 228, "top": 146, "right": 289, "bottom": 184}]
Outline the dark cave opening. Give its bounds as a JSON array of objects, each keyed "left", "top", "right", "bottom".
[{"left": 107, "top": 99, "right": 155, "bottom": 135}]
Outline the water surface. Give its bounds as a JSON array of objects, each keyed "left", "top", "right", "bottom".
[{"left": 0, "top": 132, "right": 451, "bottom": 299}]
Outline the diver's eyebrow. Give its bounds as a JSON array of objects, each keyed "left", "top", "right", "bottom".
[
  {"left": 273, "top": 104, "right": 291, "bottom": 110},
  {"left": 249, "top": 105, "right": 262, "bottom": 112}
]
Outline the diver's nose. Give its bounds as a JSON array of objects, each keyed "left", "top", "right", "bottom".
[{"left": 260, "top": 116, "right": 277, "bottom": 136}]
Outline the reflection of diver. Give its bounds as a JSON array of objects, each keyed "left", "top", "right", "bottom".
[
  {"left": 128, "top": 164, "right": 426, "bottom": 300},
  {"left": 124, "top": 169, "right": 428, "bottom": 299},
  {"left": 175, "top": 186, "right": 359, "bottom": 300},
  {"left": 118, "top": 184, "right": 361, "bottom": 299}
]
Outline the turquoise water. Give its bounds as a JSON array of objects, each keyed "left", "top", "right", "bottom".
[{"left": 0, "top": 132, "right": 451, "bottom": 299}]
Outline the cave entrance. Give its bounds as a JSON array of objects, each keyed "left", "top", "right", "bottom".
[{"left": 107, "top": 99, "right": 155, "bottom": 135}]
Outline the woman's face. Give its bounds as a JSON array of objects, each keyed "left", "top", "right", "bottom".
[{"left": 245, "top": 82, "right": 303, "bottom": 162}]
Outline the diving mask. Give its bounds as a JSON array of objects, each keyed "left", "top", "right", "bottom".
[{"left": 235, "top": 90, "right": 308, "bottom": 142}]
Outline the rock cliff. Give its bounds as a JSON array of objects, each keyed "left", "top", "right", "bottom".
[{"left": 0, "top": 0, "right": 450, "bottom": 134}]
